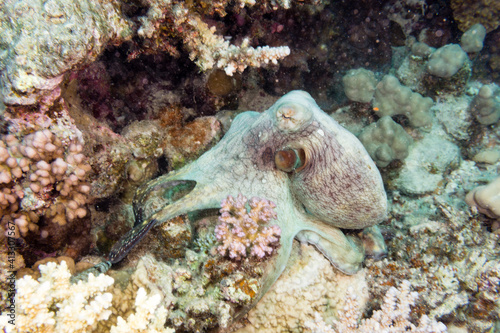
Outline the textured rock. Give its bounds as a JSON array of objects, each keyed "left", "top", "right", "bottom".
[
  {"left": 234, "top": 242, "right": 368, "bottom": 333},
  {"left": 0, "top": 0, "right": 132, "bottom": 105},
  {"left": 395, "top": 135, "right": 461, "bottom": 195}
]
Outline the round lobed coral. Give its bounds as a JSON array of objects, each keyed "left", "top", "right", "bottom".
[
  {"left": 451, "top": 0, "right": 500, "bottom": 33},
  {"left": 466, "top": 176, "right": 500, "bottom": 219},
  {"left": 342, "top": 68, "right": 377, "bottom": 103},
  {"left": 427, "top": 44, "right": 469, "bottom": 78},
  {"left": 358, "top": 116, "right": 413, "bottom": 168},
  {"left": 470, "top": 84, "right": 500, "bottom": 125},
  {"left": 460, "top": 23, "right": 487, "bottom": 53},
  {"left": 373, "top": 75, "right": 433, "bottom": 128},
  {"left": 0, "top": 128, "right": 91, "bottom": 239}
]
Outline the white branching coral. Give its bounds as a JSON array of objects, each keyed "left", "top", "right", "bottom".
[
  {"left": 0, "top": 260, "right": 114, "bottom": 333},
  {"left": 110, "top": 287, "right": 173, "bottom": 333},
  {"left": 138, "top": 1, "right": 290, "bottom": 76},
  {"left": 214, "top": 193, "right": 281, "bottom": 260},
  {"left": 305, "top": 281, "right": 447, "bottom": 333}
]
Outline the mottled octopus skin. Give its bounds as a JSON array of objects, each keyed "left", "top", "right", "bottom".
[{"left": 109, "top": 90, "right": 387, "bottom": 316}]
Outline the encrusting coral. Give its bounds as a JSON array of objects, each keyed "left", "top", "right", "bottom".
[
  {"left": 214, "top": 193, "right": 281, "bottom": 260},
  {"left": 469, "top": 84, "right": 500, "bottom": 125},
  {"left": 0, "top": 0, "right": 133, "bottom": 105},
  {"left": 342, "top": 68, "right": 377, "bottom": 103},
  {"left": 450, "top": 0, "right": 500, "bottom": 33},
  {"left": 235, "top": 242, "right": 369, "bottom": 333}
]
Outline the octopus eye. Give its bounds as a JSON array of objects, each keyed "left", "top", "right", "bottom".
[
  {"left": 275, "top": 148, "right": 306, "bottom": 173},
  {"left": 275, "top": 103, "right": 312, "bottom": 132}
]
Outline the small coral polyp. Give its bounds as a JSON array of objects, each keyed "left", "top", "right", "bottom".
[{"left": 214, "top": 194, "right": 281, "bottom": 260}]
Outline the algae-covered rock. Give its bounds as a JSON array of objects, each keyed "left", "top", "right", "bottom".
[{"left": 0, "top": 0, "right": 132, "bottom": 105}]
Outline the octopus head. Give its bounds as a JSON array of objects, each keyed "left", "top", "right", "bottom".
[{"left": 270, "top": 91, "right": 387, "bottom": 229}]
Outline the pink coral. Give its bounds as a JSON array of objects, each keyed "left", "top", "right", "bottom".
[
  {"left": 214, "top": 194, "right": 281, "bottom": 260},
  {"left": 0, "top": 128, "right": 91, "bottom": 238}
]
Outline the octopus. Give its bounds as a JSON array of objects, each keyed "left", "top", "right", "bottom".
[{"left": 97, "top": 90, "right": 387, "bottom": 318}]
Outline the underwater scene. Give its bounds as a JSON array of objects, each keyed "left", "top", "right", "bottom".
[{"left": 0, "top": 0, "right": 499, "bottom": 332}]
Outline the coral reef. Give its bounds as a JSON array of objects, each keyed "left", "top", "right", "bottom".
[
  {"left": 304, "top": 281, "right": 447, "bottom": 333},
  {"left": 365, "top": 160, "right": 500, "bottom": 332},
  {"left": 214, "top": 194, "right": 281, "bottom": 260},
  {"left": 2, "top": 1, "right": 500, "bottom": 332}
]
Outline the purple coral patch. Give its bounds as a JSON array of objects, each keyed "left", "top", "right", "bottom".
[{"left": 214, "top": 193, "right": 281, "bottom": 260}]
